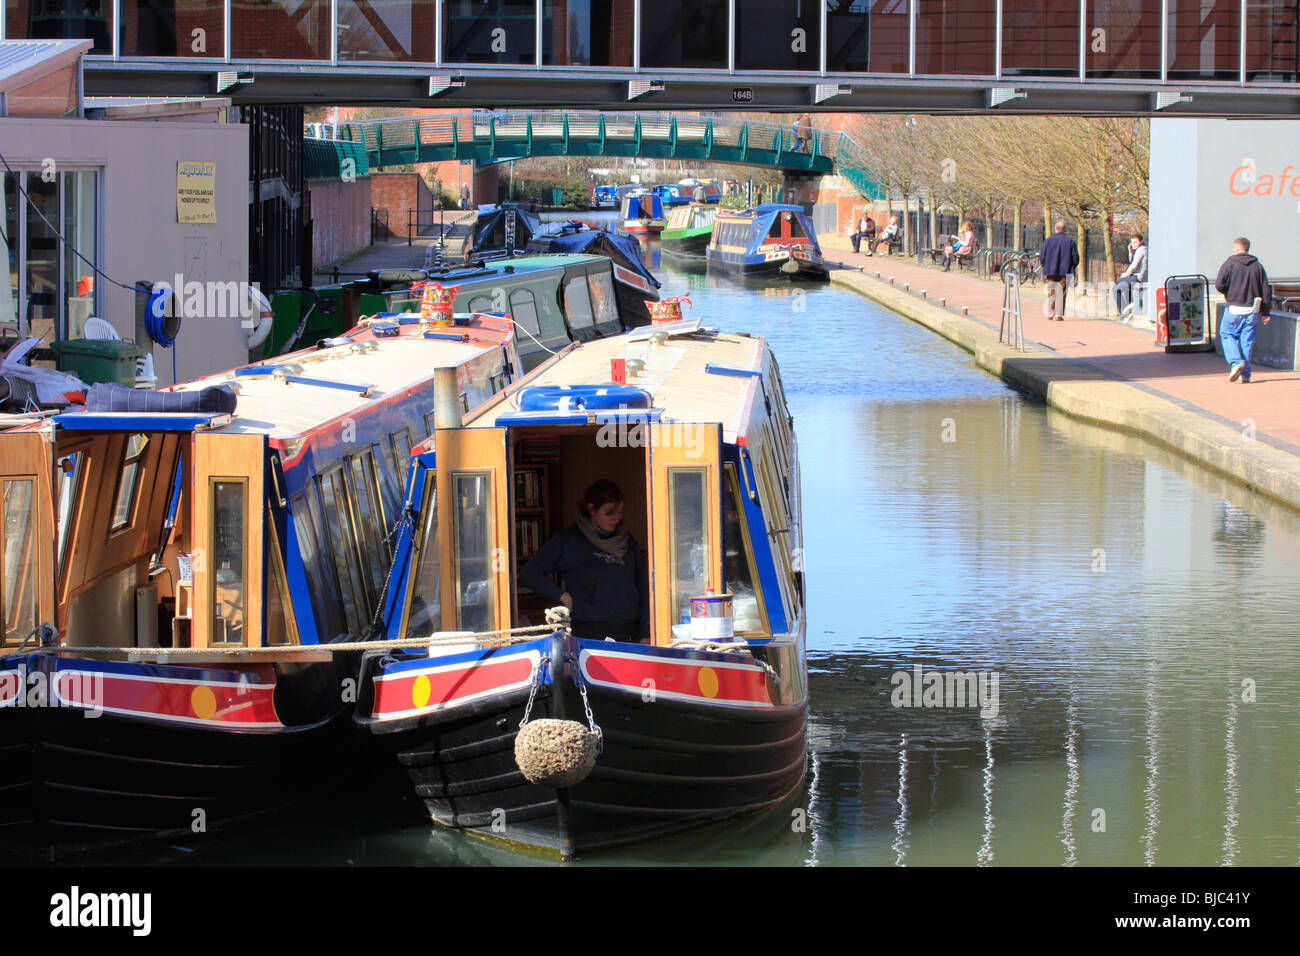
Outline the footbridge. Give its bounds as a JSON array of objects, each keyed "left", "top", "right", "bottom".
[{"left": 305, "top": 110, "right": 881, "bottom": 199}]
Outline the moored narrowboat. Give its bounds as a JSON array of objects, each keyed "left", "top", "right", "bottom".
[
  {"left": 355, "top": 322, "right": 807, "bottom": 857},
  {"left": 523, "top": 222, "right": 661, "bottom": 326},
  {"left": 660, "top": 202, "right": 719, "bottom": 259},
  {"left": 0, "top": 312, "right": 521, "bottom": 859},
  {"left": 440, "top": 203, "right": 542, "bottom": 264},
  {"left": 706, "top": 204, "right": 828, "bottom": 280},
  {"left": 619, "top": 193, "right": 666, "bottom": 236}
]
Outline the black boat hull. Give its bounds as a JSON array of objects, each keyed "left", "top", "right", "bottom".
[{"left": 357, "top": 636, "right": 808, "bottom": 856}]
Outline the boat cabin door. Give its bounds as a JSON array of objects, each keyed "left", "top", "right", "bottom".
[
  {"left": 646, "top": 422, "right": 723, "bottom": 645},
  {"left": 433, "top": 426, "right": 512, "bottom": 635},
  {"left": 1, "top": 431, "right": 55, "bottom": 649}
]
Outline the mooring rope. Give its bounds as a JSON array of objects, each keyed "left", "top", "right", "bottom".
[{"left": 24, "top": 619, "right": 569, "bottom": 658}]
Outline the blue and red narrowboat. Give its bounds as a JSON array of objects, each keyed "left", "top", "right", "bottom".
[
  {"left": 0, "top": 311, "right": 520, "bottom": 859},
  {"left": 619, "top": 192, "right": 666, "bottom": 236},
  {"left": 356, "top": 322, "right": 807, "bottom": 856},
  {"left": 706, "top": 203, "right": 828, "bottom": 280}
]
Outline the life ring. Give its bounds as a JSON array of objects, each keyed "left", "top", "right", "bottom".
[
  {"left": 245, "top": 286, "right": 275, "bottom": 349},
  {"left": 517, "top": 384, "right": 653, "bottom": 412}
]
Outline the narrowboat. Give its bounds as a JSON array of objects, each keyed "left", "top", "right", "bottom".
[
  {"left": 660, "top": 203, "right": 720, "bottom": 259},
  {"left": 652, "top": 183, "right": 691, "bottom": 207},
  {"left": 440, "top": 203, "right": 542, "bottom": 264},
  {"left": 355, "top": 321, "right": 807, "bottom": 857},
  {"left": 268, "top": 254, "right": 647, "bottom": 373},
  {"left": 0, "top": 311, "right": 520, "bottom": 859},
  {"left": 706, "top": 204, "right": 828, "bottom": 280},
  {"left": 524, "top": 221, "right": 661, "bottom": 325},
  {"left": 591, "top": 185, "right": 619, "bottom": 210},
  {"left": 619, "top": 193, "right": 666, "bottom": 237}
]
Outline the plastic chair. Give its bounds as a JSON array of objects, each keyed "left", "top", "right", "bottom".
[
  {"left": 82, "top": 317, "right": 121, "bottom": 340},
  {"left": 134, "top": 353, "right": 157, "bottom": 389}
]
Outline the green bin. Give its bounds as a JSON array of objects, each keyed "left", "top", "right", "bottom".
[
  {"left": 50, "top": 338, "right": 147, "bottom": 386},
  {"left": 551, "top": 187, "right": 563, "bottom": 206}
]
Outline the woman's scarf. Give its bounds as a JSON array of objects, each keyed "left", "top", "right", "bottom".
[{"left": 576, "top": 514, "right": 629, "bottom": 563}]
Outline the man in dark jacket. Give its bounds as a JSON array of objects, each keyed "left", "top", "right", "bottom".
[
  {"left": 1214, "top": 237, "right": 1272, "bottom": 383},
  {"left": 1039, "top": 220, "right": 1080, "bottom": 321}
]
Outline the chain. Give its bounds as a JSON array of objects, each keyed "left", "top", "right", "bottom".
[
  {"left": 576, "top": 671, "right": 603, "bottom": 754},
  {"left": 519, "top": 656, "right": 548, "bottom": 728}
]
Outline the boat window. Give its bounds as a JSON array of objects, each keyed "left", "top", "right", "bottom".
[
  {"left": 452, "top": 472, "right": 494, "bottom": 633},
  {"left": 211, "top": 478, "right": 246, "bottom": 646},
  {"left": 668, "top": 468, "right": 709, "bottom": 627},
  {"left": 469, "top": 294, "right": 495, "bottom": 313},
  {"left": 391, "top": 427, "right": 413, "bottom": 500},
  {"left": 56, "top": 450, "right": 85, "bottom": 578},
  {"left": 320, "top": 468, "right": 369, "bottom": 636},
  {"left": 588, "top": 270, "right": 617, "bottom": 326},
  {"left": 724, "top": 465, "right": 768, "bottom": 635},
  {"left": 405, "top": 482, "right": 442, "bottom": 636},
  {"left": 349, "top": 454, "right": 388, "bottom": 599},
  {"left": 110, "top": 433, "right": 149, "bottom": 533},
  {"left": 2, "top": 478, "right": 37, "bottom": 646},
  {"left": 564, "top": 274, "right": 595, "bottom": 329},
  {"left": 264, "top": 516, "right": 300, "bottom": 647},
  {"left": 291, "top": 492, "right": 343, "bottom": 642},
  {"left": 508, "top": 288, "right": 541, "bottom": 337}
]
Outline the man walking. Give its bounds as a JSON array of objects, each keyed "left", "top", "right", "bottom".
[
  {"left": 1039, "top": 220, "right": 1080, "bottom": 321},
  {"left": 1214, "top": 236, "right": 1272, "bottom": 383},
  {"left": 1114, "top": 233, "right": 1147, "bottom": 317}
]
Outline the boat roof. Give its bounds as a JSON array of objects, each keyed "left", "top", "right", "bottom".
[
  {"left": 477, "top": 326, "right": 766, "bottom": 443},
  {"left": 717, "top": 203, "right": 807, "bottom": 220},
  {"left": 151, "top": 315, "right": 512, "bottom": 441}
]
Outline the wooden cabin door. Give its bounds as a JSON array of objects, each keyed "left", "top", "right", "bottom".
[
  {"left": 434, "top": 427, "right": 512, "bottom": 635},
  {"left": 192, "top": 433, "right": 265, "bottom": 649},
  {"left": 0, "top": 432, "right": 54, "bottom": 648},
  {"left": 646, "top": 422, "right": 722, "bottom": 645}
]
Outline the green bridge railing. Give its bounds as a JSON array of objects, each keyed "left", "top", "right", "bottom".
[{"left": 304, "top": 111, "right": 883, "bottom": 200}]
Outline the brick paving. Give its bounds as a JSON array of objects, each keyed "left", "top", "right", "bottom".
[{"left": 822, "top": 235, "right": 1300, "bottom": 452}]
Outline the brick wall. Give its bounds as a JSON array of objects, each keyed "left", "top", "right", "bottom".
[{"left": 309, "top": 177, "right": 372, "bottom": 269}]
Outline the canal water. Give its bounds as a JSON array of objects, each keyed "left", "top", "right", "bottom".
[{"left": 163, "top": 231, "right": 1300, "bottom": 867}]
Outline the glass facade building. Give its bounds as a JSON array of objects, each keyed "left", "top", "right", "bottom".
[{"left": 2, "top": 1, "right": 1295, "bottom": 86}]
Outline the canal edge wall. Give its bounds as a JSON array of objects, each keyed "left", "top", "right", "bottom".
[{"left": 827, "top": 268, "right": 1300, "bottom": 514}]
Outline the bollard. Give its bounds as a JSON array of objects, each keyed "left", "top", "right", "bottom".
[
  {"left": 921, "top": 290, "right": 928, "bottom": 299},
  {"left": 903, "top": 283, "right": 910, "bottom": 292},
  {"left": 940, "top": 297, "right": 947, "bottom": 308},
  {"left": 889, "top": 276, "right": 896, "bottom": 284},
  {"left": 961, "top": 306, "right": 970, "bottom": 315},
  {"left": 875, "top": 272, "right": 882, "bottom": 278}
]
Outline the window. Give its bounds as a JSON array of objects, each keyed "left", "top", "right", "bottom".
[
  {"left": 827, "top": 0, "right": 910, "bottom": 74},
  {"left": 723, "top": 465, "right": 768, "bottom": 635},
  {"left": 641, "top": 0, "right": 728, "bottom": 69},
  {"left": 469, "top": 294, "right": 496, "bottom": 313},
  {"left": 542, "top": 0, "right": 635, "bottom": 66},
  {"left": 405, "top": 483, "right": 442, "bottom": 636},
  {"left": 336, "top": 0, "right": 437, "bottom": 61},
  {"left": 390, "top": 428, "right": 414, "bottom": 501},
  {"left": 56, "top": 450, "right": 85, "bottom": 578},
  {"left": 444, "top": 0, "right": 538, "bottom": 64},
  {"left": 735, "top": 0, "right": 820, "bottom": 71},
  {"left": 349, "top": 454, "right": 388, "bottom": 599},
  {"left": 453, "top": 473, "right": 494, "bottom": 632},
  {"left": 232, "top": 0, "right": 330, "bottom": 59},
  {"left": 291, "top": 492, "right": 343, "bottom": 642},
  {"left": 119, "top": 0, "right": 224, "bottom": 57},
  {"left": 111, "top": 434, "right": 149, "bottom": 533},
  {"left": 2, "top": 478, "right": 37, "bottom": 646},
  {"left": 564, "top": 274, "right": 595, "bottom": 329},
  {"left": 508, "top": 288, "right": 542, "bottom": 337},
  {"left": 668, "top": 469, "right": 709, "bottom": 626},
  {"left": 320, "top": 468, "right": 369, "bottom": 635},
  {"left": 0, "top": 169, "right": 100, "bottom": 342},
  {"left": 211, "top": 479, "right": 246, "bottom": 645},
  {"left": 11, "top": 0, "right": 113, "bottom": 54},
  {"left": 588, "top": 270, "right": 618, "bottom": 325}
]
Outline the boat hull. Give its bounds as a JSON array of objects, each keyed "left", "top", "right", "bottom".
[
  {"left": 661, "top": 230, "right": 712, "bottom": 257},
  {"left": 706, "top": 248, "right": 829, "bottom": 280},
  {"left": 0, "top": 651, "right": 358, "bottom": 861},
  {"left": 357, "top": 635, "right": 807, "bottom": 856}
]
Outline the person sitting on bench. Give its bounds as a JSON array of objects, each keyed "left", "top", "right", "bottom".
[
  {"left": 1114, "top": 233, "right": 1147, "bottom": 317},
  {"left": 874, "top": 215, "right": 901, "bottom": 255},
  {"left": 943, "top": 222, "right": 976, "bottom": 272}
]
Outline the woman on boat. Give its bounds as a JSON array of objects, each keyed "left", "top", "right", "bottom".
[{"left": 519, "top": 479, "right": 649, "bottom": 643}]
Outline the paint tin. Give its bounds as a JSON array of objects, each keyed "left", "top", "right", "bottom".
[{"left": 689, "top": 591, "right": 734, "bottom": 641}]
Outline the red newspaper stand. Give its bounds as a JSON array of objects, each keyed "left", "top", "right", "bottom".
[{"left": 1156, "top": 275, "right": 1215, "bottom": 353}]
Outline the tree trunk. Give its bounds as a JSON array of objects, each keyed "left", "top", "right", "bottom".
[
  {"left": 1043, "top": 203, "right": 1052, "bottom": 237},
  {"left": 1101, "top": 215, "right": 1116, "bottom": 287},
  {"left": 929, "top": 196, "right": 937, "bottom": 250},
  {"left": 985, "top": 194, "right": 996, "bottom": 246},
  {"left": 1077, "top": 220, "right": 1087, "bottom": 284},
  {"left": 1013, "top": 199, "right": 1023, "bottom": 250}
]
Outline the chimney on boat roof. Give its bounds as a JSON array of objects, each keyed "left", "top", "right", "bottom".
[{"left": 434, "top": 367, "right": 462, "bottom": 429}]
